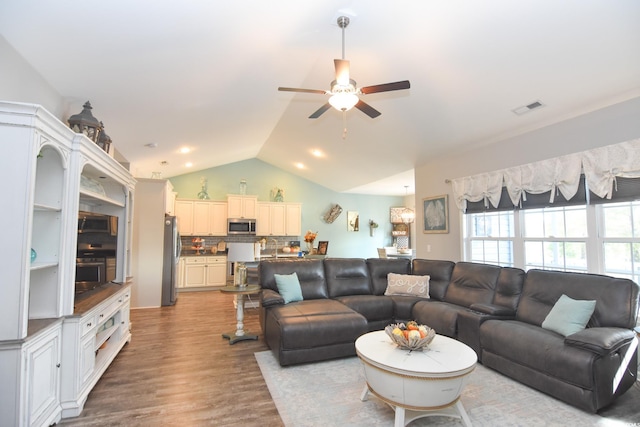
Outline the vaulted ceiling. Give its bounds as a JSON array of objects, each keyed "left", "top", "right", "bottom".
[{"left": 1, "top": 1, "right": 639, "bottom": 195}]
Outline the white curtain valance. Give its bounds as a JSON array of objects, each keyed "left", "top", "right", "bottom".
[{"left": 452, "top": 138, "right": 640, "bottom": 211}]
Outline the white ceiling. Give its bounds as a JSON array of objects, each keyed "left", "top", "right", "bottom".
[{"left": 1, "top": 1, "right": 639, "bottom": 196}]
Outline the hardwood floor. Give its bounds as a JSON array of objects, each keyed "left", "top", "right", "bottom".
[{"left": 59, "top": 290, "right": 283, "bottom": 427}]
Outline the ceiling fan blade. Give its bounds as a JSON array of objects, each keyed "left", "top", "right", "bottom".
[
  {"left": 355, "top": 100, "right": 381, "bottom": 118},
  {"left": 334, "top": 59, "right": 350, "bottom": 86},
  {"left": 278, "top": 87, "right": 327, "bottom": 95},
  {"left": 309, "top": 103, "right": 332, "bottom": 119},
  {"left": 360, "top": 80, "right": 411, "bottom": 95}
]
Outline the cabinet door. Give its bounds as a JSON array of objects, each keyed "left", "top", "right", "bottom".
[
  {"left": 227, "top": 196, "right": 243, "bottom": 218},
  {"left": 184, "top": 263, "right": 206, "bottom": 287},
  {"left": 243, "top": 197, "right": 257, "bottom": 218},
  {"left": 25, "top": 324, "right": 61, "bottom": 427},
  {"left": 174, "top": 201, "right": 194, "bottom": 235},
  {"left": 256, "top": 203, "right": 271, "bottom": 235},
  {"left": 205, "top": 257, "right": 227, "bottom": 286},
  {"left": 285, "top": 203, "right": 302, "bottom": 236},
  {"left": 209, "top": 202, "right": 227, "bottom": 236},
  {"left": 192, "top": 202, "right": 211, "bottom": 235},
  {"left": 270, "top": 204, "right": 286, "bottom": 236},
  {"left": 227, "top": 196, "right": 257, "bottom": 218}
]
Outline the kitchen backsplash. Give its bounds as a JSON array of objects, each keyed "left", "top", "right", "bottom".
[{"left": 180, "top": 235, "right": 297, "bottom": 255}]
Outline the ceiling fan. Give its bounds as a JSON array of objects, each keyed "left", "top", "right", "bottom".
[{"left": 278, "top": 16, "right": 410, "bottom": 120}]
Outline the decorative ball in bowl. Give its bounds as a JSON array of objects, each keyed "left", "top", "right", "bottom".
[{"left": 385, "top": 321, "right": 436, "bottom": 351}]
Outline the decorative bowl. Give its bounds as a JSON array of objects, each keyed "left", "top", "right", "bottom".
[{"left": 385, "top": 322, "right": 436, "bottom": 351}]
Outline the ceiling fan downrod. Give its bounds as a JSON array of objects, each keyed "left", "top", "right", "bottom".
[{"left": 337, "top": 16, "right": 350, "bottom": 60}]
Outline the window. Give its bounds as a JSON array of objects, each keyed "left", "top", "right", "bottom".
[
  {"left": 465, "top": 211, "right": 514, "bottom": 266},
  {"left": 601, "top": 201, "right": 640, "bottom": 283},
  {"left": 463, "top": 201, "right": 640, "bottom": 280}
]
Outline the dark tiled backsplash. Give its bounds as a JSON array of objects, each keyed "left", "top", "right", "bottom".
[{"left": 180, "top": 235, "right": 298, "bottom": 255}]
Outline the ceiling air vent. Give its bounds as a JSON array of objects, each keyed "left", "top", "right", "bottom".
[{"left": 512, "top": 100, "right": 545, "bottom": 116}]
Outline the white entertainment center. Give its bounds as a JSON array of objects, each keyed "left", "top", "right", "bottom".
[{"left": 0, "top": 101, "right": 136, "bottom": 426}]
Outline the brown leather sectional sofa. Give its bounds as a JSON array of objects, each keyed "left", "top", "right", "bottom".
[{"left": 258, "top": 257, "right": 639, "bottom": 412}]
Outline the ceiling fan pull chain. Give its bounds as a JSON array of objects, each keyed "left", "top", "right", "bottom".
[{"left": 342, "top": 111, "right": 348, "bottom": 139}]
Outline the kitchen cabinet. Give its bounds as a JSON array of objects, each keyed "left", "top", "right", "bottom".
[
  {"left": 176, "top": 199, "right": 227, "bottom": 236},
  {"left": 182, "top": 256, "right": 227, "bottom": 288},
  {"left": 227, "top": 195, "right": 257, "bottom": 219},
  {"left": 175, "top": 200, "right": 194, "bottom": 235},
  {"left": 60, "top": 285, "right": 131, "bottom": 417},
  {"left": 0, "top": 102, "right": 135, "bottom": 424},
  {"left": 256, "top": 202, "right": 302, "bottom": 236}
]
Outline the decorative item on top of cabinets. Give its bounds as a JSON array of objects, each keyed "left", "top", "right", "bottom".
[
  {"left": 271, "top": 187, "right": 285, "bottom": 202},
  {"left": 97, "top": 122, "right": 112, "bottom": 153},
  {"left": 198, "top": 177, "right": 210, "bottom": 199},
  {"left": 347, "top": 211, "right": 359, "bottom": 231},
  {"left": 68, "top": 101, "right": 102, "bottom": 143},
  {"left": 323, "top": 204, "right": 342, "bottom": 223},
  {"left": 239, "top": 179, "right": 247, "bottom": 195}
]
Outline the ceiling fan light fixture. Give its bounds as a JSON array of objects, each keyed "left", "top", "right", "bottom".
[{"left": 329, "top": 92, "right": 359, "bottom": 111}]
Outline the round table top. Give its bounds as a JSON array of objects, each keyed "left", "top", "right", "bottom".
[
  {"left": 355, "top": 330, "right": 477, "bottom": 377},
  {"left": 219, "top": 285, "right": 261, "bottom": 295}
]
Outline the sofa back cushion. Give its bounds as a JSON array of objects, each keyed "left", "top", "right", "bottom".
[
  {"left": 411, "top": 259, "right": 455, "bottom": 301},
  {"left": 445, "top": 262, "right": 501, "bottom": 308},
  {"left": 367, "top": 258, "right": 412, "bottom": 295},
  {"left": 259, "top": 259, "right": 329, "bottom": 300},
  {"left": 493, "top": 267, "right": 526, "bottom": 311},
  {"left": 516, "top": 269, "right": 640, "bottom": 328},
  {"left": 324, "top": 258, "right": 372, "bottom": 298}
]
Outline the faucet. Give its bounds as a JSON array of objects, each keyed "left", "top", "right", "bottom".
[{"left": 270, "top": 238, "right": 279, "bottom": 258}]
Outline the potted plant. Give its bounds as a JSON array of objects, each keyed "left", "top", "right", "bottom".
[{"left": 369, "top": 220, "right": 379, "bottom": 237}]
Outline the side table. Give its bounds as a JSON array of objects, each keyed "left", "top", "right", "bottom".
[{"left": 219, "top": 285, "right": 261, "bottom": 344}]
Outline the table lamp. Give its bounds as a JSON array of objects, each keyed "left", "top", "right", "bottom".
[{"left": 227, "top": 242, "right": 256, "bottom": 287}]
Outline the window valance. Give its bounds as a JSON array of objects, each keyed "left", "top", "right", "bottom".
[{"left": 452, "top": 138, "right": 640, "bottom": 211}]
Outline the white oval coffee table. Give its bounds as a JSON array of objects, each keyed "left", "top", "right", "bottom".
[{"left": 355, "top": 330, "right": 477, "bottom": 427}]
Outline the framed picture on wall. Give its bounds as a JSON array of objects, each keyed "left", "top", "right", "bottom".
[
  {"left": 423, "top": 195, "right": 449, "bottom": 234},
  {"left": 317, "top": 241, "right": 329, "bottom": 255}
]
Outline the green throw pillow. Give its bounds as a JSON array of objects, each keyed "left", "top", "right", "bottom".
[
  {"left": 274, "top": 272, "right": 303, "bottom": 304},
  {"left": 541, "top": 294, "right": 596, "bottom": 337}
]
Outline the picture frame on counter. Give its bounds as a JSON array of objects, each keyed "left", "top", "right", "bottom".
[{"left": 317, "top": 241, "right": 329, "bottom": 255}]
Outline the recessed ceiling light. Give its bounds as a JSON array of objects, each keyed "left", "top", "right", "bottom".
[
  {"left": 144, "top": 143, "right": 158, "bottom": 148},
  {"left": 311, "top": 149, "right": 324, "bottom": 158},
  {"left": 185, "top": 162, "right": 193, "bottom": 168},
  {"left": 295, "top": 162, "right": 305, "bottom": 169},
  {"left": 179, "top": 147, "right": 190, "bottom": 154}
]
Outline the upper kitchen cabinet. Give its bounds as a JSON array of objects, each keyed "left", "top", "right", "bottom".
[
  {"left": 227, "top": 195, "right": 257, "bottom": 219},
  {"left": 175, "top": 199, "right": 227, "bottom": 236},
  {"left": 256, "top": 202, "right": 302, "bottom": 236}
]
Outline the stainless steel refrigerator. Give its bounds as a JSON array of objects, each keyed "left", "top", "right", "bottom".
[{"left": 161, "top": 215, "right": 181, "bottom": 306}]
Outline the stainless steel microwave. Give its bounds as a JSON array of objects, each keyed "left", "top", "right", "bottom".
[{"left": 227, "top": 218, "right": 256, "bottom": 235}]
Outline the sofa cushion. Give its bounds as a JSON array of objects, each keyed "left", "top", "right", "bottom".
[
  {"left": 274, "top": 272, "right": 303, "bottom": 304},
  {"left": 445, "top": 262, "right": 501, "bottom": 308},
  {"left": 324, "top": 258, "right": 371, "bottom": 297},
  {"left": 493, "top": 267, "right": 525, "bottom": 311},
  {"left": 541, "top": 294, "right": 596, "bottom": 337},
  {"left": 517, "top": 269, "right": 639, "bottom": 329},
  {"left": 335, "top": 295, "right": 394, "bottom": 325},
  {"left": 367, "top": 258, "right": 412, "bottom": 295},
  {"left": 384, "top": 273, "right": 430, "bottom": 297},
  {"left": 411, "top": 259, "right": 455, "bottom": 301},
  {"left": 259, "top": 259, "right": 329, "bottom": 300},
  {"left": 412, "top": 300, "right": 462, "bottom": 337}
]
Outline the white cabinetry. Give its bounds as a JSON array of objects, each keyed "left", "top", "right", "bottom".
[
  {"left": 0, "top": 102, "right": 135, "bottom": 425},
  {"left": 178, "top": 258, "right": 186, "bottom": 288},
  {"left": 227, "top": 195, "right": 257, "bottom": 218},
  {"left": 256, "top": 202, "right": 302, "bottom": 236},
  {"left": 60, "top": 285, "right": 131, "bottom": 417},
  {"left": 176, "top": 199, "right": 227, "bottom": 236},
  {"left": 183, "top": 256, "right": 227, "bottom": 288}
]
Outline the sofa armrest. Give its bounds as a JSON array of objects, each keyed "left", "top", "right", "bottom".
[
  {"left": 469, "top": 303, "right": 516, "bottom": 317},
  {"left": 564, "top": 327, "right": 636, "bottom": 356},
  {"left": 261, "top": 288, "right": 284, "bottom": 307}
]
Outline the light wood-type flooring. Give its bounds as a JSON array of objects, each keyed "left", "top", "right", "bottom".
[{"left": 58, "top": 290, "right": 283, "bottom": 426}]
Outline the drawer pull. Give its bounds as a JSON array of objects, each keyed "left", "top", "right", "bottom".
[
  {"left": 99, "top": 314, "right": 104, "bottom": 318},
  {"left": 86, "top": 322, "right": 92, "bottom": 327},
  {"left": 56, "top": 363, "right": 61, "bottom": 368}
]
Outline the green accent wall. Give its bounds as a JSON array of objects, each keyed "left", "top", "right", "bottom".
[{"left": 169, "top": 159, "right": 404, "bottom": 258}]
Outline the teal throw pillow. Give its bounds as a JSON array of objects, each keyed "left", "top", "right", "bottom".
[
  {"left": 541, "top": 294, "right": 596, "bottom": 337},
  {"left": 274, "top": 272, "right": 303, "bottom": 304}
]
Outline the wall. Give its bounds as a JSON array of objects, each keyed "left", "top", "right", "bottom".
[
  {"left": 0, "top": 36, "right": 66, "bottom": 118},
  {"left": 414, "top": 96, "right": 640, "bottom": 262},
  {"left": 169, "top": 159, "right": 405, "bottom": 258}
]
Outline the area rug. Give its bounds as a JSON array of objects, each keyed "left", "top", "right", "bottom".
[{"left": 255, "top": 351, "right": 640, "bottom": 426}]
